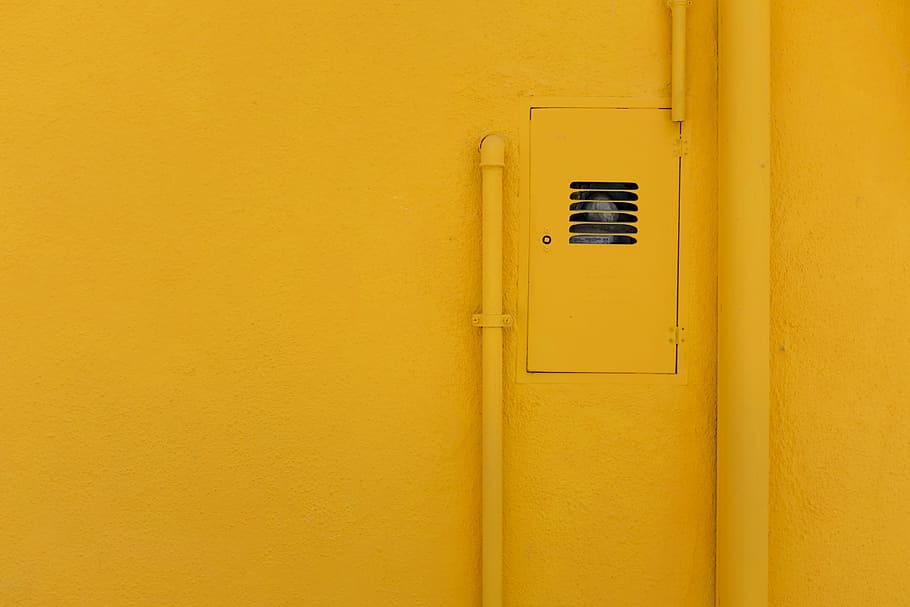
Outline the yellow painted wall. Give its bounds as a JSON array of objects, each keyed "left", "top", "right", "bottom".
[
  {"left": 769, "top": 1, "right": 910, "bottom": 604},
  {"left": 0, "top": 2, "right": 716, "bottom": 605},
  {"left": 7, "top": 1, "right": 908, "bottom": 605}
]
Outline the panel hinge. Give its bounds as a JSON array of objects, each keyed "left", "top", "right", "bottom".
[
  {"left": 669, "top": 326, "right": 686, "bottom": 344},
  {"left": 675, "top": 135, "right": 689, "bottom": 158},
  {"left": 472, "top": 313, "right": 513, "bottom": 328}
]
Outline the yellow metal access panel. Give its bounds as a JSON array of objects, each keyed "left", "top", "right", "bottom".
[{"left": 527, "top": 108, "right": 680, "bottom": 374}]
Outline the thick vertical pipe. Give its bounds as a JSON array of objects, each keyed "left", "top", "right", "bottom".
[
  {"left": 717, "top": 1, "right": 770, "bottom": 606},
  {"left": 669, "top": 0, "right": 688, "bottom": 122},
  {"left": 479, "top": 134, "right": 505, "bottom": 607}
]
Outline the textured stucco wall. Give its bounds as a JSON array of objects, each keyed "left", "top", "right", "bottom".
[
  {"left": 770, "top": 1, "right": 910, "bottom": 604},
  {"left": 0, "top": 2, "right": 719, "bottom": 605}
]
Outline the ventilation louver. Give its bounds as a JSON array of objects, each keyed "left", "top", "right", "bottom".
[{"left": 568, "top": 181, "right": 639, "bottom": 244}]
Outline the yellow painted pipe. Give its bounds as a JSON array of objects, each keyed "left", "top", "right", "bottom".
[
  {"left": 717, "top": 0, "right": 770, "bottom": 605},
  {"left": 668, "top": 0, "right": 688, "bottom": 122},
  {"left": 479, "top": 134, "right": 505, "bottom": 607}
]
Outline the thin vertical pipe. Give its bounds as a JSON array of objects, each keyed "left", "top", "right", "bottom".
[
  {"left": 479, "top": 134, "right": 505, "bottom": 607},
  {"left": 669, "top": 0, "right": 689, "bottom": 121}
]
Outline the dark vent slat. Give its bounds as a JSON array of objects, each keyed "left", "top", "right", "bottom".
[
  {"left": 569, "top": 223, "right": 638, "bottom": 234},
  {"left": 569, "top": 212, "right": 638, "bottom": 224},
  {"left": 569, "top": 235, "right": 638, "bottom": 245},
  {"left": 570, "top": 181, "right": 639, "bottom": 191},
  {"left": 569, "top": 201, "right": 638, "bottom": 212},
  {"left": 569, "top": 191, "right": 639, "bottom": 201}
]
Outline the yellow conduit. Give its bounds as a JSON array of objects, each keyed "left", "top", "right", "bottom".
[
  {"left": 668, "top": 0, "right": 688, "bottom": 122},
  {"left": 479, "top": 134, "right": 505, "bottom": 607},
  {"left": 717, "top": 0, "right": 770, "bottom": 605}
]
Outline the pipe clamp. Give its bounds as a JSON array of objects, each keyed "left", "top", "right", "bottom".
[{"left": 472, "top": 313, "right": 513, "bottom": 328}]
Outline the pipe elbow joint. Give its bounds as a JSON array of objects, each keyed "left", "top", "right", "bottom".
[{"left": 480, "top": 134, "right": 506, "bottom": 168}]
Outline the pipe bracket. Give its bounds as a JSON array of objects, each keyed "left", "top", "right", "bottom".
[{"left": 472, "top": 313, "right": 513, "bottom": 328}]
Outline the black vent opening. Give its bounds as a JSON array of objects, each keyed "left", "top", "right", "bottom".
[
  {"left": 569, "top": 181, "right": 639, "bottom": 245},
  {"left": 569, "top": 191, "right": 638, "bottom": 201},
  {"left": 569, "top": 201, "right": 638, "bottom": 211},
  {"left": 569, "top": 235, "right": 638, "bottom": 245},
  {"left": 569, "top": 181, "right": 638, "bottom": 191}
]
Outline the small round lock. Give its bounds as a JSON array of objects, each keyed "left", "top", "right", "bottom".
[{"left": 541, "top": 234, "right": 552, "bottom": 245}]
